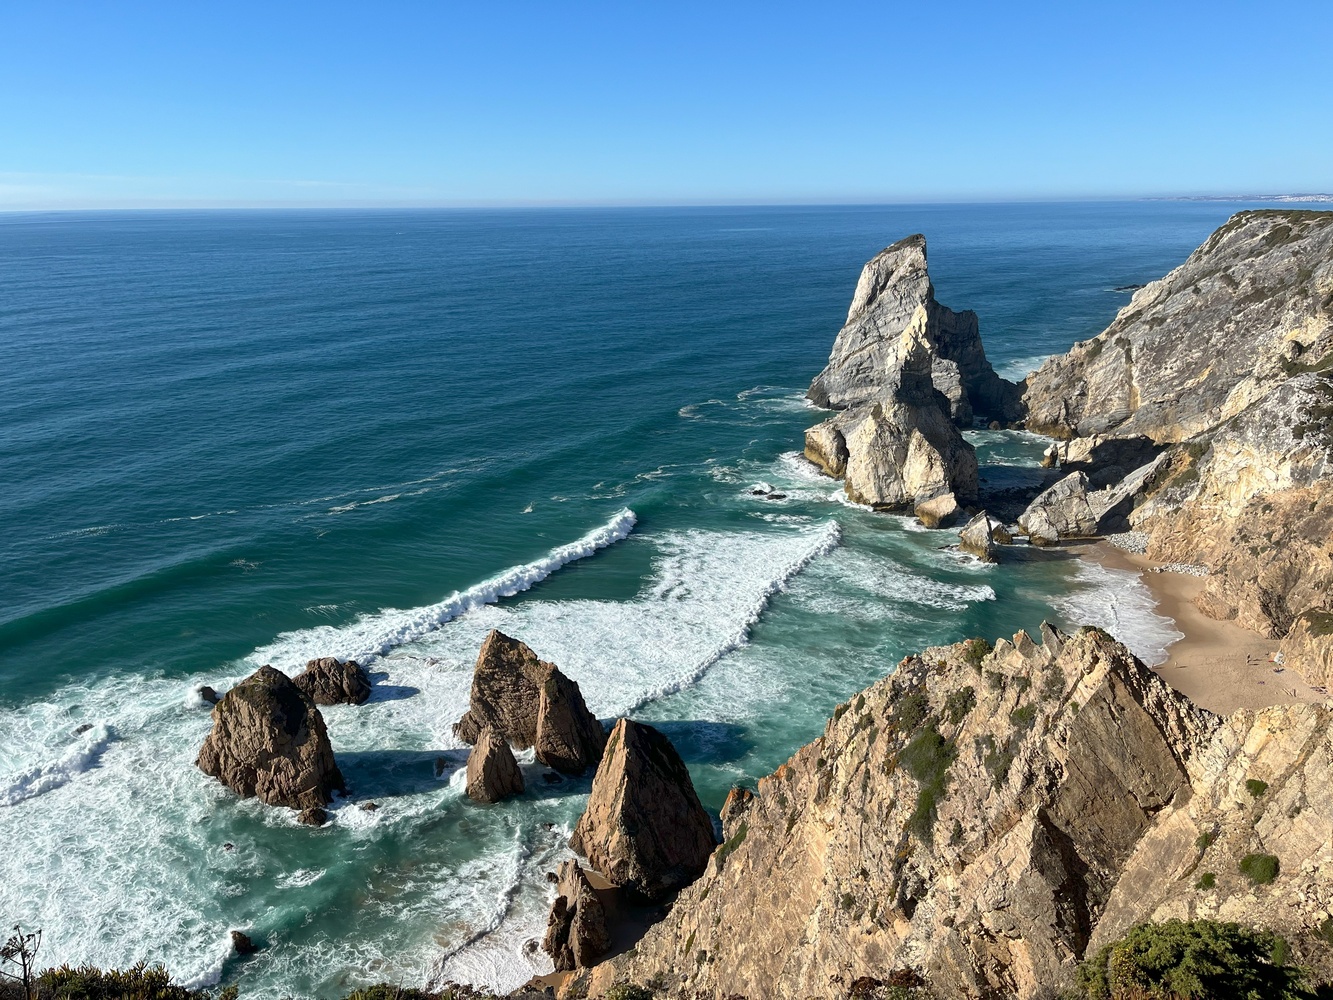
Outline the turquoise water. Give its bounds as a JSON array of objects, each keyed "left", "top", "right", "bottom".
[{"left": 0, "top": 203, "right": 1256, "bottom": 995}]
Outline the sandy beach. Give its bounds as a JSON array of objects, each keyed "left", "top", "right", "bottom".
[{"left": 1069, "top": 540, "right": 1324, "bottom": 716}]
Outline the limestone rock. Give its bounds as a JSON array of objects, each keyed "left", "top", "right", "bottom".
[
  {"left": 1019, "top": 471, "right": 1099, "bottom": 544},
  {"left": 914, "top": 490, "right": 959, "bottom": 529},
  {"left": 292, "top": 657, "right": 371, "bottom": 706},
  {"left": 196, "top": 666, "right": 345, "bottom": 811},
  {"left": 958, "top": 510, "right": 1000, "bottom": 561},
  {"left": 542, "top": 860, "right": 609, "bottom": 972},
  {"left": 465, "top": 725, "right": 525, "bottom": 804},
  {"left": 569, "top": 719, "right": 716, "bottom": 901},
  {"left": 453, "top": 630, "right": 606, "bottom": 773},
  {"left": 808, "top": 234, "right": 1021, "bottom": 424},
  {"left": 802, "top": 420, "right": 848, "bottom": 478},
  {"left": 1279, "top": 608, "right": 1333, "bottom": 690}
]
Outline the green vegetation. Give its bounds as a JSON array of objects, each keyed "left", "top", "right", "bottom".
[
  {"left": 1009, "top": 703, "right": 1037, "bottom": 733},
  {"left": 603, "top": 985, "right": 655, "bottom": 1000},
  {"left": 900, "top": 722, "right": 957, "bottom": 844},
  {"left": 27, "top": 963, "right": 242, "bottom": 1000},
  {"left": 962, "top": 639, "right": 992, "bottom": 669},
  {"left": 1240, "top": 853, "right": 1281, "bottom": 885},
  {"left": 715, "top": 820, "right": 748, "bottom": 870},
  {"left": 1246, "top": 778, "right": 1270, "bottom": 798},
  {"left": 977, "top": 733, "right": 1015, "bottom": 790},
  {"left": 1194, "top": 872, "right": 1216, "bottom": 890},
  {"left": 1195, "top": 830, "right": 1216, "bottom": 850},
  {"left": 943, "top": 686, "right": 975, "bottom": 725},
  {"left": 891, "top": 690, "right": 930, "bottom": 734},
  {"left": 1317, "top": 917, "right": 1333, "bottom": 947},
  {"left": 1075, "top": 919, "right": 1315, "bottom": 1000},
  {"left": 341, "top": 985, "right": 501, "bottom": 1000}
]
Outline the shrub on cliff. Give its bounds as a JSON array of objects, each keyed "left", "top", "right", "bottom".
[
  {"left": 28, "top": 962, "right": 236, "bottom": 1000},
  {"left": 1075, "top": 919, "right": 1316, "bottom": 999}
]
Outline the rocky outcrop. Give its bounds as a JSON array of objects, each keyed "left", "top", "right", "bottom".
[
  {"left": 803, "top": 235, "right": 1019, "bottom": 522},
  {"left": 1019, "top": 471, "right": 1100, "bottom": 544},
  {"left": 1014, "top": 211, "right": 1333, "bottom": 631},
  {"left": 809, "top": 234, "right": 1021, "bottom": 424},
  {"left": 465, "top": 725, "right": 525, "bottom": 804},
  {"left": 454, "top": 630, "right": 606, "bottom": 773},
  {"left": 542, "top": 860, "right": 610, "bottom": 972},
  {"left": 293, "top": 657, "right": 372, "bottom": 706},
  {"left": 196, "top": 665, "right": 345, "bottom": 811},
  {"left": 958, "top": 510, "right": 1000, "bottom": 561},
  {"left": 569, "top": 719, "right": 716, "bottom": 901},
  {"left": 591, "top": 628, "right": 1333, "bottom": 999},
  {"left": 1280, "top": 609, "right": 1333, "bottom": 691}
]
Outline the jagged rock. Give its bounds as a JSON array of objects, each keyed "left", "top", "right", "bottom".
[
  {"left": 196, "top": 685, "right": 220, "bottom": 705},
  {"left": 292, "top": 657, "right": 371, "bottom": 706},
  {"left": 298, "top": 806, "right": 328, "bottom": 826},
  {"left": 72, "top": 723, "right": 93, "bottom": 736},
  {"left": 1019, "top": 471, "right": 1099, "bottom": 544},
  {"left": 465, "top": 725, "right": 525, "bottom": 804},
  {"left": 720, "top": 786, "right": 755, "bottom": 827},
  {"left": 569, "top": 719, "right": 716, "bottom": 901},
  {"left": 594, "top": 627, "right": 1333, "bottom": 999},
  {"left": 542, "top": 860, "right": 609, "bottom": 972},
  {"left": 958, "top": 510, "right": 1000, "bottom": 561},
  {"left": 914, "top": 490, "right": 959, "bottom": 529},
  {"left": 196, "top": 666, "right": 345, "bottom": 811},
  {"left": 453, "top": 630, "right": 606, "bottom": 773},
  {"left": 230, "top": 931, "right": 258, "bottom": 955},
  {"left": 808, "top": 234, "right": 1021, "bottom": 424},
  {"left": 1279, "top": 608, "right": 1333, "bottom": 690}
]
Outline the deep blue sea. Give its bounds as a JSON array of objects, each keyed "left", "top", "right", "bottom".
[{"left": 0, "top": 203, "right": 1261, "bottom": 996}]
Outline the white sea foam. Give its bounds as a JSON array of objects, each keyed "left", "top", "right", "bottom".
[
  {"left": 995, "top": 354, "right": 1054, "bottom": 382},
  {"left": 0, "top": 723, "right": 114, "bottom": 807},
  {"left": 1052, "top": 559, "right": 1184, "bottom": 666},
  {"left": 249, "top": 508, "right": 638, "bottom": 670}
]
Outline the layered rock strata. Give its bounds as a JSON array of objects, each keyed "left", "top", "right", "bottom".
[
  {"left": 293, "top": 656, "right": 372, "bottom": 705},
  {"left": 454, "top": 630, "right": 606, "bottom": 773},
  {"left": 589, "top": 628, "right": 1333, "bottom": 999},
  {"left": 543, "top": 860, "right": 610, "bottom": 972},
  {"left": 196, "top": 665, "right": 345, "bottom": 811},
  {"left": 804, "top": 235, "right": 1019, "bottom": 520},
  {"left": 465, "top": 724, "right": 525, "bottom": 804},
  {"left": 569, "top": 718, "right": 717, "bottom": 901}
]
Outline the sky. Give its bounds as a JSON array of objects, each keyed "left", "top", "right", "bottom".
[{"left": 1, "top": 1, "right": 1331, "bottom": 209}]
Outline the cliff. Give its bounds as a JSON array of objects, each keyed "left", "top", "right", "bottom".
[{"left": 585, "top": 629, "right": 1333, "bottom": 999}]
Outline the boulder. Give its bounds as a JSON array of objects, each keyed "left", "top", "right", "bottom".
[
  {"left": 1019, "top": 471, "right": 1099, "bottom": 545},
  {"left": 569, "top": 719, "right": 717, "bottom": 901},
  {"left": 914, "top": 491, "right": 960, "bottom": 529},
  {"left": 958, "top": 511, "right": 1000, "bottom": 562},
  {"left": 196, "top": 685, "right": 220, "bottom": 705},
  {"left": 292, "top": 657, "right": 371, "bottom": 706},
  {"left": 542, "top": 860, "right": 610, "bottom": 972},
  {"left": 454, "top": 630, "right": 606, "bottom": 774},
  {"left": 196, "top": 665, "right": 345, "bottom": 811},
  {"left": 465, "top": 725, "right": 525, "bottom": 804}
]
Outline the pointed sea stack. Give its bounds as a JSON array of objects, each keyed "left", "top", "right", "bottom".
[
  {"left": 465, "top": 724, "right": 525, "bottom": 804},
  {"left": 453, "top": 630, "right": 606, "bottom": 774},
  {"left": 196, "top": 665, "right": 345, "bottom": 811},
  {"left": 569, "top": 718, "right": 716, "bottom": 901}
]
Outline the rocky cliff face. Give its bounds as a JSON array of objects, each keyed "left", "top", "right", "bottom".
[
  {"left": 803, "top": 236, "right": 1019, "bottom": 522},
  {"left": 1013, "top": 211, "right": 1333, "bottom": 642},
  {"left": 586, "top": 628, "right": 1333, "bottom": 998},
  {"left": 196, "top": 665, "right": 345, "bottom": 812}
]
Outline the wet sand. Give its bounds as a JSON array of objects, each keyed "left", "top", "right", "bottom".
[{"left": 1069, "top": 540, "right": 1323, "bottom": 715}]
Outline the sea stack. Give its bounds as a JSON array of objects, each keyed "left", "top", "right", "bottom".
[
  {"left": 464, "top": 724, "right": 525, "bottom": 804},
  {"left": 453, "top": 630, "right": 606, "bottom": 774},
  {"left": 804, "top": 234, "right": 1020, "bottom": 522},
  {"left": 196, "top": 665, "right": 345, "bottom": 812},
  {"left": 569, "top": 718, "right": 716, "bottom": 901},
  {"left": 292, "top": 656, "right": 372, "bottom": 705}
]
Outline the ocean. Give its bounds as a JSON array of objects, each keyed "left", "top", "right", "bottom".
[{"left": 0, "top": 202, "right": 1256, "bottom": 996}]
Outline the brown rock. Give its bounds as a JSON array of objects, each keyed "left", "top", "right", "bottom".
[
  {"left": 542, "top": 860, "right": 609, "bottom": 971},
  {"left": 719, "top": 786, "right": 755, "bottom": 828},
  {"left": 569, "top": 718, "right": 716, "bottom": 901},
  {"left": 196, "top": 665, "right": 345, "bottom": 811},
  {"left": 292, "top": 657, "right": 371, "bottom": 705},
  {"left": 230, "top": 930, "right": 258, "bottom": 955},
  {"left": 453, "top": 630, "right": 606, "bottom": 774},
  {"left": 298, "top": 806, "right": 328, "bottom": 826},
  {"left": 465, "top": 725, "right": 525, "bottom": 804}
]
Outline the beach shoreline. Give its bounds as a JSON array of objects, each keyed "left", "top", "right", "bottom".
[{"left": 1066, "top": 539, "right": 1323, "bottom": 715}]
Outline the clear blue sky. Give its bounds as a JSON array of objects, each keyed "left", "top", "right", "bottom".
[{"left": 2, "top": 1, "right": 1330, "bottom": 208}]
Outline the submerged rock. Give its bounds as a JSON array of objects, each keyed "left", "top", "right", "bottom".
[
  {"left": 569, "top": 718, "right": 716, "bottom": 901},
  {"left": 196, "top": 665, "right": 345, "bottom": 812},
  {"left": 292, "top": 657, "right": 371, "bottom": 706},
  {"left": 465, "top": 724, "right": 525, "bottom": 804},
  {"left": 454, "top": 630, "right": 606, "bottom": 773},
  {"left": 542, "top": 860, "right": 610, "bottom": 972}
]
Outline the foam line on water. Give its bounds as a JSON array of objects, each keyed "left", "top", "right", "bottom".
[
  {"left": 1052, "top": 559, "right": 1184, "bottom": 666},
  {"left": 248, "top": 508, "right": 637, "bottom": 670},
  {"left": 0, "top": 724, "right": 114, "bottom": 807}
]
